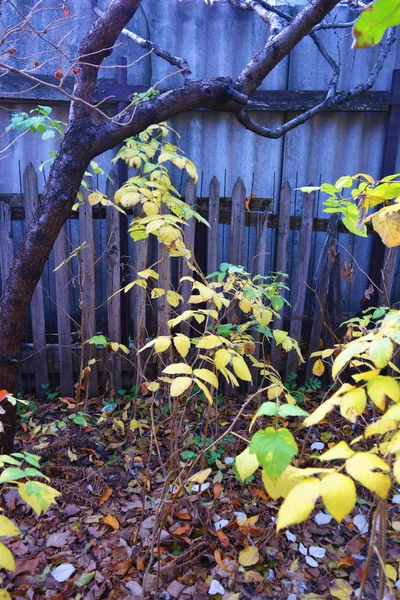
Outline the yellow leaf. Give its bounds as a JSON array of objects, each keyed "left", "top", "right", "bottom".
[
  {"left": 276, "top": 478, "right": 320, "bottom": 530},
  {"left": 214, "top": 348, "right": 231, "bottom": 369},
  {"left": 193, "top": 378, "right": 213, "bottom": 405},
  {"left": 235, "top": 447, "right": 259, "bottom": 482},
  {"left": 382, "top": 403, "right": 400, "bottom": 421},
  {"left": 0, "top": 542, "right": 14, "bottom": 571},
  {"left": 0, "top": 516, "right": 20, "bottom": 537},
  {"left": 173, "top": 334, "right": 191, "bottom": 358},
  {"left": 320, "top": 473, "right": 356, "bottom": 522},
  {"left": 340, "top": 387, "right": 367, "bottom": 423},
  {"left": 346, "top": 452, "right": 391, "bottom": 498},
  {"left": 329, "top": 578, "right": 353, "bottom": 600},
  {"left": 385, "top": 564, "right": 397, "bottom": 582},
  {"left": 303, "top": 384, "right": 353, "bottom": 427},
  {"left": 103, "top": 515, "right": 120, "bottom": 530},
  {"left": 138, "top": 268, "right": 158, "bottom": 280},
  {"left": 231, "top": 355, "right": 252, "bottom": 382},
  {"left": 319, "top": 441, "right": 354, "bottom": 461},
  {"left": 261, "top": 465, "right": 310, "bottom": 500},
  {"left": 196, "top": 335, "right": 222, "bottom": 350},
  {"left": 239, "top": 298, "right": 252, "bottom": 313},
  {"left": 393, "top": 458, "right": 400, "bottom": 483},
  {"left": 151, "top": 287, "right": 165, "bottom": 299},
  {"left": 369, "top": 338, "right": 393, "bottom": 368},
  {"left": 188, "top": 468, "right": 211, "bottom": 484},
  {"left": 364, "top": 419, "right": 397, "bottom": 438},
  {"left": 0, "top": 589, "right": 12, "bottom": 599},
  {"left": 17, "top": 481, "right": 60, "bottom": 516},
  {"left": 154, "top": 336, "right": 171, "bottom": 353},
  {"left": 312, "top": 359, "right": 325, "bottom": 377},
  {"left": 332, "top": 341, "right": 369, "bottom": 380},
  {"left": 372, "top": 206, "right": 400, "bottom": 247},
  {"left": 193, "top": 368, "right": 218, "bottom": 388},
  {"left": 170, "top": 376, "right": 193, "bottom": 397},
  {"left": 163, "top": 363, "right": 193, "bottom": 375},
  {"left": 238, "top": 546, "right": 259, "bottom": 567},
  {"left": 166, "top": 290, "right": 183, "bottom": 307},
  {"left": 147, "top": 381, "right": 160, "bottom": 392}
]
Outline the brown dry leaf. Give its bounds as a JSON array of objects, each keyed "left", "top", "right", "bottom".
[
  {"left": 136, "top": 556, "right": 145, "bottom": 570},
  {"left": 244, "top": 570, "right": 265, "bottom": 584},
  {"left": 213, "top": 483, "right": 223, "bottom": 500},
  {"left": 103, "top": 515, "right": 120, "bottom": 531},
  {"left": 170, "top": 523, "right": 191, "bottom": 536},
  {"left": 173, "top": 511, "right": 191, "bottom": 521},
  {"left": 338, "top": 557, "right": 355, "bottom": 568},
  {"left": 252, "top": 488, "right": 268, "bottom": 501},
  {"left": 216, "top": 530, "right": 230, "bottom": 548},
  {"left": 99, "top": 487, "right": 113, "bottom": 505},
  {"left": 114, "top": 559, "right": 134, "bottom": 576},
  {"left": 238, "top": 546, "right": 259, "bottom": 567},
  {"left": 329, "top": 579, "right": 353, "bottom": 600},
  {"left": 214, "top": 549, "right": 229, "bottom": 573},
  {"left": 346, "top": 536, "right": 367, "bottom": 554}
]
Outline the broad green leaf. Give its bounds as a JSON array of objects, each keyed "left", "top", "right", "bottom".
[
  {"left": 249, "top": 427, "right": 297, "bottom": 480},
  {"left": 173, "top": 334, "right": 191, "bottom": 358},
  {"left": 0, "top": 468, "right": 27, "bottom": 484},
  {"left": 163, "top": 363, "right": 193, "bottom": 375},
  {"left": 340, "top": 387, "right": 367, "bottom": 423},
  {"left": 193, "top": 368, "right": 218, "bottom": 388},
  {"left": 235, "top": 447, "right": 259, "bottom": 481},
  {"left": 75, "top": 571, "right": 96, "bottom": 588},
  {"left": 17, "top": 481, "right": 60, "bottom": 516},
  {"left": 369, "top": 337, "right": 393, "bottom": 368},
  {"left": 0, "top": 542, "right": 15, "bottom": 571},
  {"left": 0, "top": 456, "right": 20, "bottom": 466},
  {"left": 319, "top": 441, "right": 354, "bottom": 461},
  {"left": 277, "top": 404, "right": 309, "bottom": 418},
  {"left": 170, "top": 376, "right": 193, "bottom": 397},
  {"left": 320, "top": 473, "right": 356, "bottom": 522},
  {"left": 352, "top": 0, "right": 400, "bottom": 49},
  {"left": 0, "top": 516, "right": 20, "bottom": 537},
  {"left": 250, "top": 402, "right": 278, "bottom": 431},
  {"left": 276, "top": 478, "right": 320, "bottom": 530},
  {"left": 345, "top": 452, "right": 391, "bottom": 498}
]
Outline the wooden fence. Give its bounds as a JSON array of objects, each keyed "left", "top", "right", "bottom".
[{"left": 0, "top": 164, "right": 398, "bottom": 397}]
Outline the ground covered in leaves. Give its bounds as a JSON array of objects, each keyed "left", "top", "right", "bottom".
[{"left": 2, "top": 389, "right": 400, "bottom": 599}]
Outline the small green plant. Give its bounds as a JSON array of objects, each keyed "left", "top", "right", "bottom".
[
  {"left": 41, "top": 384, "right": 59, "bottom": 402},
  {"left": 0, "top": 452, "right": 60, "bottom": 595}
]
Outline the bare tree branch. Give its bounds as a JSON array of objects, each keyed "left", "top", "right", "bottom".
[
  {"left": 234, "top": 29, "right": 396, "bottom": 139},
  {"left": 92, "top": 4, "right": 192, "bottom": 83},
  {"left": 235, "top": 0, "right": 342, "bottom": 96}
]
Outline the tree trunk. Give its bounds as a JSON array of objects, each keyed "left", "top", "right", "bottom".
[{"left": 0, "top": 124, "right": 96, "bottom": 452}]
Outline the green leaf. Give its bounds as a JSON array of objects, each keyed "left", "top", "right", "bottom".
[
  {"left": 86, "top": 335, "right": 108, "bottom": 346},
  {"left": 277, "top": 404, "right": 309, "bottom": 418},
  {"left": 249, "top": 427, "right": 297, "bottom": 480},
  {"left": 75, "top": 572, "right": 96, "bottom": 587},
  {"left": 352, "top": 0, "right": 400, "bottom": 48},
  {"left": 0, "top": 468, "right": 27, "bottom": 483},
  {"left": 369, "top": 337, "right": 393, "bottom": 368}
]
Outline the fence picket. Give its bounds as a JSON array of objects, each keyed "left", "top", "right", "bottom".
[
  {"left": 306, "top": 215, "right": 339, "bottom": 379},
  {"left": 23, "top": 164, "right": 48, "bottom": 398},
  {"left": 54, "top": 228, "right": 73, "bottom": 397},
  {"left": 207, "top": 176, "right": 220, "bottom": 276},
  {"left": 286, "top": 190, "right": 315, "bottom": 377},
  {"left": 0, "top": 202, "right": 13, "bottom": 286},
  {"left": 180, "top": 178, "right": 197, "bottom": 338},
  {"left": 79, "top": 196, "right": 98, "bottom": 397},
  {"left": 106, "top": 176, "right": 121, "bottom": 391},
  {"left": 271, "top": 181, "right": 291, "bottom": 369},
  {"left": 229, "top": 177, "right": 246, "bottom": 267}
]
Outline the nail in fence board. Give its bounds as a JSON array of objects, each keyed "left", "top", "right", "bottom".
[
  {"left": 207, "top": 177, "right": 220, "bottom": 277},
  {"left": 180, "top": 178, "right": 197, "bottom": 338},
  {"left": 54, "top": 228, "right": 73, "bottom": 397},
  {"left": 79, "top": 197, "right": 98, "bottom": 397},
  {"left": 23, "top": 164, "right": 48, "bottom": 398},
  {"left": 285, "top": 190, "right": 315, "bottom": 377},
  {"left": 106, "top": 175, "right": 121, "bottom": 391},
  {"left": 271, "top": 181, "right": 291, "bottom": 369}
]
